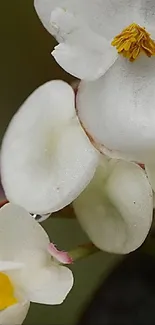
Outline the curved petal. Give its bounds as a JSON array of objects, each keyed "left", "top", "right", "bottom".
[
  {"left": 34, "top": 0, "right": 139, "bottom": 40},
  {"left": 48, "top": 243, "right": 73, "bottom": 264},
  {"left": 1, "top": 80, "right": 98, "bottom": 214},
  {"left": 19, "top": 264, "right": 73, "bottom": 305},
  {"left": 77, "top": 56, "right": 155, "bottom": 164},
  {"left": 34, "top": 0, "right": 65, "bottom": 36},
  {"left": 73, "top": 158, "right": 153, "bottom": 254},
  {"left": 51, "top": 8, "right": 117, "bottom": 80},
  {"left": 0, "top": 299, "right": 30, "bottom": 325},
  {"left": 0, "top": 204, "right": 50, "bottom": 262}
]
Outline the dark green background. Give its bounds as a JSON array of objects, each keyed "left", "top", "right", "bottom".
[{"left": 0, "top": 2, "right": 119, "bottom": 323}]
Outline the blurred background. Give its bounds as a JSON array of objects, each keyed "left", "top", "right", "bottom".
[{"left": 1, "top": 2, "right": 155, "bottom": 325}]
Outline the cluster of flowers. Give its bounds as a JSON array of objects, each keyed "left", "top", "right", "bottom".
[{"left": 0, "top": 0, "right": 155, "bottom": 323}]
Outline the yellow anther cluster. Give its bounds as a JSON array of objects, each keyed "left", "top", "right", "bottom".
[
  {"left": 111, "top": 23, "right": 155, "bottom": 61},
  {"left": 0, "top": 272, "right": 17, "bottom": 310}
]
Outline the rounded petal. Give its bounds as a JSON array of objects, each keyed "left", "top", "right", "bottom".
[
  {"left": 20, "top": 264, "right": 73, "bottom": 305},
  {"left": 0, "top": 299, "right": 30, "bottom": 325},
  {"left": 0, "top": 203, "right": 50, "bottom": 261},
  {"left": 1, "top": 80, "right": 98, "bottom": 214},
  {"left": 34, "top": 0, "right": 139, "bottom": 40},
  {"left": 34, "top": 0, "right": 65, "bottom": 36},
  {"left": 77, "top": 56, "right": 155, "bottom": 164},
  {"left": 51, "top": 8, "right": 117, "bottom": 80},
  {"left": 73, "top": 158, "right": 153, "bottom": 254}
]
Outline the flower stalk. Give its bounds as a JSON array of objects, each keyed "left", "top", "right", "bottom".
[{"left": 68, "top": 243, "right": 100, "bottom": 262}]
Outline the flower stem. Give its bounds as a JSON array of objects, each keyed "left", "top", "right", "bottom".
[{"left": 68, "top": 243, "right": 100, "bottom": 262}]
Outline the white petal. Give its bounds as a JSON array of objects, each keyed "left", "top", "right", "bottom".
[
  {"left": 77, "top": 56, "right": 155, "bottom": 164},
  {"left": 0, "top": 203, "right": 49, "bottom": 262},
  {"left": 137, "top": 1, "right": 155, "bottom": 32},
  {"left": 1, "top": 80, "right": 98, "bottom": 214},
  {"left": 73, "top": 158, "right": 153, "bottom": 254},
  {"left": 0, "top": 300, "right": 30, "bottom": 325},
  {"left": 34, "top": 0, "right": 65, "bottom": 36},
  {"left": 20, "top": 264, "right": 73, "bottom": 305},
  {"left": 0, "top": 261, "right": 24, "bottom": 271},
  {"left": 34, "top": 0, "right": 139, "bottom": 40},
  {"left": 51, "top": 8, "right": 117, "bottom": 80}
]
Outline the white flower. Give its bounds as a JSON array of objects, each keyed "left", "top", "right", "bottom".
[
  {"left": 0, "top": 80, "right": 98, "bottom": 215},
  {"left": 0, "top": 203, "right": 73, "bottom": 325},
  {"left": 34, "top": 0, "right": 155, "bottom": 80},
  {"left": 0, "top": 79, "right": 153, "bottom": 254},
  {"left": 73, "top": 156, "right": 153, "bottom": 254},
  {"left": 34, "top": 0, "right": 155, "bottom": 166}
]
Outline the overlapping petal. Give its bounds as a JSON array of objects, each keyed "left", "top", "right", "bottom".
[
  {"left": 77, "top": 56, "right": 155, "bottom": 164},
  {"left": 51, "top": 8, "right": 117, "bottom": 80},
  {"left": 73, "top": 158, "right": 153, "bottom": 254},
  {"left": 34, "top": 1, "right": 140, "bottom": 79},
  {"left": 34, "top": 0, "right": 139, "bottom": 40},
  {"left": 1, "top": 81, "right": 98, "bottom": 214},
  {"left": 0, "top": 204, "right": 73, "bottom": 313},
  {"left": 0, "top": 204, "right": 50, "bottom": 262},
  {"left": 19, "top": 264, "right": 73, "bottom": 305},
  {"left": 0, "top": 299, "right": 30, "bottom": 325},
  {"left": 146, "top": 164, "right": 155, "bottom": 194}
]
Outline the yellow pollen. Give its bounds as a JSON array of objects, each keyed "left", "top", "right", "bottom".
[
  {"left": 111, "top": 23, "right": 155, "bottom": 61},
  {"left": 0, "top": 272, "right": 18, "bottom": 310}
]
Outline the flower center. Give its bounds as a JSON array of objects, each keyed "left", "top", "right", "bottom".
[
  {"left": 0, "top": 272, "right": 17, "bottom": 310},
  {"left": 111, "top": 23, "right": 155, "bottom": 61}
]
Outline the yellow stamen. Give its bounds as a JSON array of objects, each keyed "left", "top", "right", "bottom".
[
  {"left": 111, "top": 23, "right": 155, "bottom": 61},
  {"left": 0, "top": 272, "right": 18, "bottom": 310}
]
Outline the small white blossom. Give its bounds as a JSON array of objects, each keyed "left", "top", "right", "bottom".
[
  {"left": 0, "top": 79, "right": 153, "bottom": 254},
  {"left": 1, "top": 0, "right": 155, "bottom": 254},
  {"left": 0, "top": 203, "right": 73, "bottom": 325}
]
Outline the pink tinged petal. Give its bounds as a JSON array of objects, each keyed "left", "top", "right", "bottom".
[
  {"left": 51, "top": 8, "right": 117, "bottom": 80},
  {"left": 21, "top": 264, "right": 73, "bottom": 305},
  {"left": 77, "top": 56, "right": 155, "bottom": 164},
  {"left": 1, "top": 80, "right": 98, "bottom": 215},
  {"left": 73, "top": 158, "right": 153, "bottom": 254},
  {"left": 48, "top": 243, "right": 73, "bottom": 264},
  {"left": 0, "top": 300, "right": 30, "bottom": 325},
  {"left": 146, "top": 164, "right": 155, "bottom": 194}
]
